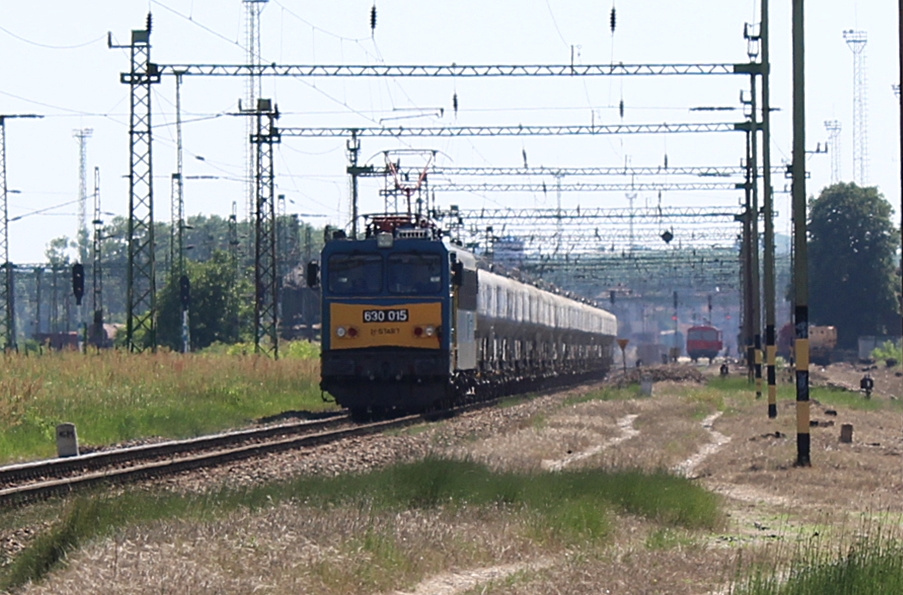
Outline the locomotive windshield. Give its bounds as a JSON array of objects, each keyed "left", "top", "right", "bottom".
[
  {"left": 388, "top": 253, "right": 443, "bottom": 294},
  {"left": 327, "top": 254, "right": 383, "bottom": 294},
  {"left": 691, "top": 328, "right": 719, "bottom": 341}
]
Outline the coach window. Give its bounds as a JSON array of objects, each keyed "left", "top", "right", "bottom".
[
  {"left": 388, "top": 253, "right": 443, "bottom": 294},
  {"left": 328, "top": 254, "right": 383, "bottom": 294}
]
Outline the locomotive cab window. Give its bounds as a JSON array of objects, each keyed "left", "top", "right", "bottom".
[
  {"left": 327, "top": 254, "right": 383, "bottom": 294},
  {"left": 388, "top": 253, "right": 442, "bottom": 294},
  {"left": 693, "top": 329, "right": 719, "bottom": 341}
]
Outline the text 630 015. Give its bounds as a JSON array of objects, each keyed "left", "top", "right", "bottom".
[{"left": 362, "top": 309, "right": 409, "bottom": 323}]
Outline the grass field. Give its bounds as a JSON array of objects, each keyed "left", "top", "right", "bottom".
[
  {"left": 0, "top": 344, "right": 332, "bottom": 464},
  {"left": 0, "top": 458, "right": 722, "bottom": 592}
]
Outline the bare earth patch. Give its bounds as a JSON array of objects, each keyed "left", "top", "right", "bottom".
[{"left": 7, "top": 363, "right": 903, "bottom": 595}]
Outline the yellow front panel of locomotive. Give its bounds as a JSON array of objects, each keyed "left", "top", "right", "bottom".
[{"left": 329, "top": 302, "right": 442, "bottom": 349}]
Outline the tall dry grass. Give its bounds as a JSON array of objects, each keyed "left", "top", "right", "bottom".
[{"left": 0, "top": 348, "right": 329, "bottom": 463}]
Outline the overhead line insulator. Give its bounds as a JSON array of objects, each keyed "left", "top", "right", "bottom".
[
  {"left": 610, "top": 7, "right": 616, "bottom": 33},
  {"left": 370, "top": 5, "right": 377, "bottom": 34}
]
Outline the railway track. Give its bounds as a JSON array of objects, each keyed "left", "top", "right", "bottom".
[
  {"left": 0, "top": 376, "right": 585, "bottom": 509},
  {"left": 0, "top": 412, "right": 424, "bottom": 508}
]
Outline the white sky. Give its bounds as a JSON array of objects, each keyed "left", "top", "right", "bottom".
[{"left": 0, "top": 0, "right": 899, "bottom": 264}]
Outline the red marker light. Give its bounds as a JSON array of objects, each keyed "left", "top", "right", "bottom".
[
  {"left": 348, "top": 327, "right": 359, "bottom": 337},
  {"left": 414, "top": 326, "right": 423, "bottom": 337}
]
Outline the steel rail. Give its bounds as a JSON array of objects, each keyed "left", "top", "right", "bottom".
[
  {"left": 0, "top": 414, "right": 428, "bottom": 508},
  {"left": 0, "top": 414, "right": 361, "bottom": 503}
]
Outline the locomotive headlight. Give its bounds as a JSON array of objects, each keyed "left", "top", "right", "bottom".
[
  {"left": 336, "top": 326, "right": 347, "bottom": 338},
  {"left": 424, "top": 325, "right": 436, "bottom": 337}
]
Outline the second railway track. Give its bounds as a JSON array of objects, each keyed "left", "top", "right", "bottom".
[{"left": 0, "top": 412, "right": 424, "bottom": 508}]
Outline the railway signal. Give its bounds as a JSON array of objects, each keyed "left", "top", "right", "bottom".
[{"left": 72, "top": 263, "right": 85, "bottom": 306}]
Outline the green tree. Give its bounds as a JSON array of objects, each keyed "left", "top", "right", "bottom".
[
  {"left": 808, "top": 183, "right": 901, "bottom": 348},
  {"left": 156, "top": 251, "right": 253, "bottom": 350},
  {"left": 44, "top": 236, "right": 74, "bottom": 267}
]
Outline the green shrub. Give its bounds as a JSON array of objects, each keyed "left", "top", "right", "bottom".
[{"left": 871, "top": 340, "right": 902, "bottom": 366}]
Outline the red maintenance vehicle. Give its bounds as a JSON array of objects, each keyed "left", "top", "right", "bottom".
[{"left": 686, "top": 325, "right": 723, "bottom": 363}]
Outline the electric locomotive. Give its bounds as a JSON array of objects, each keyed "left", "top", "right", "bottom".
[
  {"left": 310, "top": 214, "right": 617, "bottom": 417},
  {"left": 686, "top": 325, "right": 723, "bottom": 363}
]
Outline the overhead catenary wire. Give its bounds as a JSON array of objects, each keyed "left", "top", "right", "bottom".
[{"left": 0, "top": 26, "right": 105, "bottom": 50}]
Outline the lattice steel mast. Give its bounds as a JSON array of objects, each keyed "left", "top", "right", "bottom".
[
  {"left": 824, "top": 120, "right": 842, "bottom": 184},
  {"left": 244, "top": 99, "right": 280, "bottom": 357},
  {"left": 73, "top": 128, "right": 93, "bottom": 265},
  {"left": 109, "top": 16, "right": 160, "bottom": 352},
  {"left": 244, "top": 0, "right": 268, "bottom": 256},
  {"left": 844, "top": 30, "right": 869, "bottom": 185}
]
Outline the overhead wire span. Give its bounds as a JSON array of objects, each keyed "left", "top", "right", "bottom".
[
  {"left": 0, "top": 26, "right": 106, "bottom": 49},
  {"left": 271, "top": 0, "right": 370, "bottom": 43},
  {"left": 150, "top": 0, "right": 243, "bottom": 50},
  {"left": 8, "top": 199, "right": 82, "bottom": 222},
  {"left": 0, "top": 89, "right": 128, "bottom": 125}
]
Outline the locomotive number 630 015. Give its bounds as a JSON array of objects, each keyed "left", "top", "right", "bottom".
[{"left": 362, "top": 309, "right": 409, "bottom": 323}]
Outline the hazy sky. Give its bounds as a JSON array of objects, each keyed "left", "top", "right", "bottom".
[{"left": 0, "top": 0, "right": 899, "bottom": 264}]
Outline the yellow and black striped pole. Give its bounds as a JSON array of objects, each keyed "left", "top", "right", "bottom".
[
  {"left": 754, "top": 335, "right": 763, "bottom": 399},
  {"left": 766, "top": 326, "right": 777, "bottom": 418},
  {"left": 791, "top": 0, "right": 810, "bottom": 466}
]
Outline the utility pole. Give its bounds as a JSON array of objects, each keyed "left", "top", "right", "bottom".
[
  {"left": 228, "top": 201, "right": 240, "bottom": 340},
  {"left": 34, "top": 267, "right": 43, "bottom": 339},
  {"left": 792, "top": 0, "right": 811, "bottom": 467},
  {"left": 346, "top": 131, "right": 369, "bottom": 239},
  {"left": 0, "top": 113, "right": 41, "bottom": 351},
  {"left": 91, "top": 167, "right": 104, "bottom": 349},
  {"left": 170, "top": 72, "right": 186, "bottom": 281},
  {"left": 744, "top": 25, "right": 763, "bottom": 400},
  {"left": 761, "top": 0, "right": 778, "bottom": 419},
  {"left": 742, "top": 126, "right": 755, "bottom": 381},
  {"left": 171, "top": 71, "right": 190, "bottom": 354}
]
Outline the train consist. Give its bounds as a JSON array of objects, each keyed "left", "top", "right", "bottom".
[
  {"left": 686, "top": 325, "right": 723, "bottom": 363},
  {"left": 309, "top": 215, "right": 618, "bottom": 417}
]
